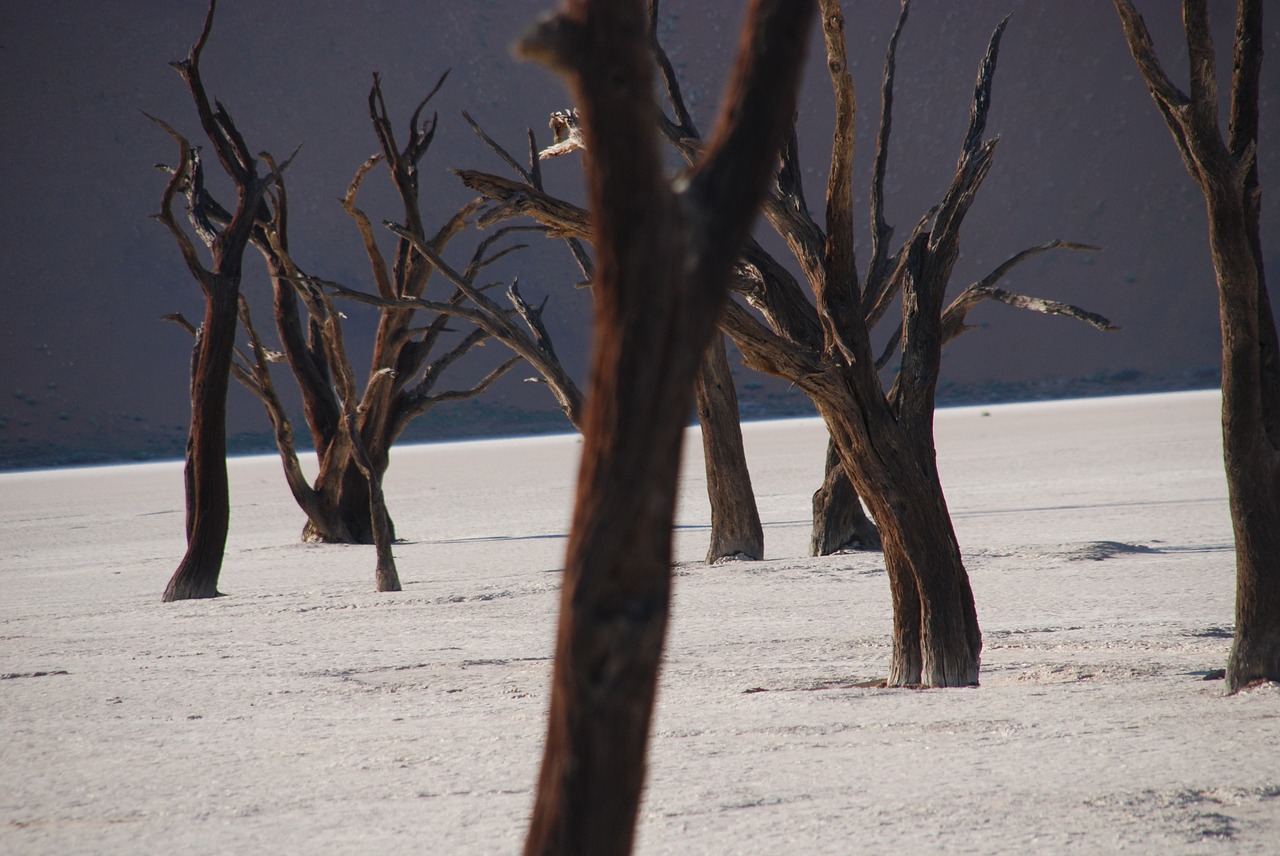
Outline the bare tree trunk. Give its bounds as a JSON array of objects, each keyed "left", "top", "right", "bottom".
[
  {"left": 813, "top": 384, "right": 979, "bottom": 686},
  {"left": 164, "top": 287, "right": 239, "bottom": 601},
  {"left": 1113, "top": 0, "right": 1280, "bottom": 692},
  {"left": 1214, "top": 186, "right": 1280, "bottom": 690},
  {"left": 810, "top": 439, "right": 881, "bottom": 555},
  {"left": 518, "top": 1, "right": 814, "bottom": 852},
  {"left": 481, "top": 100, "right": 762, "bottom": 560},
  {"left": 152, "top": 3, "right": 273, "bottom": 602},
  {"left": 695, "top": 334, "right": 764, "bottom": 562}
]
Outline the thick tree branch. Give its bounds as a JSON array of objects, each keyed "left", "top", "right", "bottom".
[
  {"left": 1183, "top": 0, "right": 1220, "bottom": 139},
  {"left": 683, "top": 1, "right": 818, "bottom": 323},
  {"left": 169, "top": 0, "right": 253, "bottom": 187},
  {"left": 457, "top": 169, "right": 591, "bottom": 237},
  {"left": 820, "top": 0, "right": 858, "bottom": 299},
  {"left": 342, "top": 154, "right": 396, "bottom": 300},
  {"left": 1228, "top": 0, "right": 1263, "bottom": 160},
  {"left": 814, "top": 0, "right": 864, "bottom": 365},
  {"left": 1111, "top": 0, "right": 1218, "bottom": 182}
]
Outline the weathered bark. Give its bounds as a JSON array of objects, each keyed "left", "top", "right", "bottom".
[
  {"left": 815, "top": 390, "right": 980, "bottom": 686},
  {"left": 1114, "top": 0, "right": 1280, "bottom": 692},
  {"left": 810, "top": 439, "right": 881, "bottom": 555},
  {"left": 695, "top": 334, "right": 764, "bottom": 562},
  {"left": 152, "top": 2, "right": 274, "bottom": 602},
  {"left": 518, "top": 1, "right": 815, "bottom": 853}
]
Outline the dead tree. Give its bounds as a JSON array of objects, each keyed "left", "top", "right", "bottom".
[
  {"left": 467, "top": 108, "right": 765, "bottom": 563},
  {"left": 149, "top": 11, "right": 448, "bottom": 592},
  {"left": 154, "top": 4, "right": 587, "bottom": 593},
  {"left": 723, "top": 0, "right": 1113, "bottom": 685},
  {"left": 150, "top": 2, "right": 284, "bottom": 602},
  {"left": 464, "top": 1, "right": 1115, "bottom": 686},
  {"left": 516, "top": 0, "right": 815, "bottom": 853},
  {"left": 277, "top": 76, "right": 581, "bottom": 547},
  {"left": 158, "top": 12, "right": 584, "bottom": 558},
  {"left": 1114, "top": 0, "right": 1279, "bottom": 692}
]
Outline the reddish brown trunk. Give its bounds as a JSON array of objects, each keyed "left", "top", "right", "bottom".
[{"left": 520, "top": 1, "right": 815, "bottom": 852}]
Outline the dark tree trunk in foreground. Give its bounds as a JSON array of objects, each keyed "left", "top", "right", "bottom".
[
  {"left": 810, "top": 439, "right": 881, "bottom": 555},
  {"left": 695, "top": 334, "right": 764, "bottom": 561},
  {"left": 1115, "top": 0, "right": 1280, "bottom": 692},
  {"left": 152, "top": 3, "right": 274, "bottom": 602},
  {"left": 518, "top": 1, "right": 814, "bottom": 853}
]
